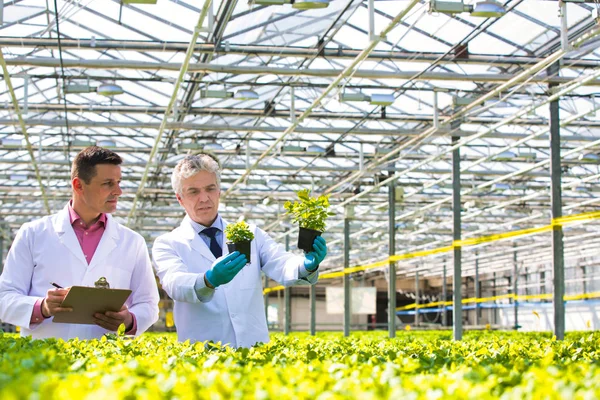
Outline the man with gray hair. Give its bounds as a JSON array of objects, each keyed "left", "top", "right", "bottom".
[{"left": 152, "top": 153, "right": 327, "bottom": 348}]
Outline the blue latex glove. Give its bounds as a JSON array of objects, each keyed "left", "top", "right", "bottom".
[
  {"left": 304, "top": 236, "right": 327, "bottom": 272},
  {"left": 205, "top": 251, "right": 247, "bottom": 288}
]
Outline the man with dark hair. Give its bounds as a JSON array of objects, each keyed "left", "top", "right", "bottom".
[{"left": 0, "top": 146, "right": 159, "bottom": 339}]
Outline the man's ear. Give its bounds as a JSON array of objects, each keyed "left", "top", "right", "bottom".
[
  {"left": 72, "top": 177, "right": 84, "bottom": 194},
  {"left": 175, "top": 193, "right": 184, "bottom": 207}
]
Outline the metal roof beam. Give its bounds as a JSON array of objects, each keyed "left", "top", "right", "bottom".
[
  {"left": 4, "top": 38, "right": 599, "bottom": 68},
  {"left": 6, "top": 57, "right": 600, "bottom": 85}
]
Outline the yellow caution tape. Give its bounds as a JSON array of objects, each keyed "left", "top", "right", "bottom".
[{"left": 263, "top": 285, "right": 285, "bottom": 294}]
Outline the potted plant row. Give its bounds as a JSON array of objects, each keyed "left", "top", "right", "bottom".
[
  {"left": 224, "top": 220, "right": 254, "bottom": 263},
  {"left": 284, "top": 189, "right": 333, "bottom": 253}
]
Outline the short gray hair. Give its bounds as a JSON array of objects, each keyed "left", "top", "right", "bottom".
[{"left": 171, "top": 153, "right": 221, "bottom": 195}]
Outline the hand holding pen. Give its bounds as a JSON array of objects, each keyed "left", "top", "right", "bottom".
[{"left": 41, "top": 282, "right": 72, "bottom": 318}]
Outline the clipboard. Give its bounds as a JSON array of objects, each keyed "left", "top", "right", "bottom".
[{"left": 52, "top": 286, "right": 132, "bottom": 325}]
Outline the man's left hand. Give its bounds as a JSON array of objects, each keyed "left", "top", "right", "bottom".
[
  {"left": 304, "top": 236, "right": 327, "bottom": 272},
  {"left": 94, "top": 305, "right": 133, "bottom": 332}
]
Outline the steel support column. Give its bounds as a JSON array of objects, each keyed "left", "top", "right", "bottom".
[
  {"left": 388, "top": 179, "right": 397, "bottom": 338},
  {"left": 513, "top": 246, "right": 519, "bottom": 331},
  {"left": 415, "top": 269, "right": 419, "bottom": 327},
  {"left": 343, "top": 214, "right": 351, "bottom": 337},
  {"left": 284, "top": 235, "right": 291, "bottom": 335},
  {"left": 309, "top": 284, "right": 316, "bottom": 336},
  {"left": 549, "top": 62, "right": 566, "bottom": 340},
  {"left": 475, "top": 251, "right": 480, "bottom": 326},
  {"left": 442, "top": 259, "right": 447, "bottom": 327},
  {"left": 492, "top": 272, "right": 497, "bottom": 325},
  {"left": 452, "top": 135, "right": 463, "bottom": 340}
]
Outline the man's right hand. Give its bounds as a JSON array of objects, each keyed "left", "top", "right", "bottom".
[
  {"left": 41, "top": 288, "right": 73, "bottom": 318},
  {"left": 204, "top": 251, "right": 247, "bottom": 288}
]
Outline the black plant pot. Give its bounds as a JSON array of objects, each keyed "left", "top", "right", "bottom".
[
  {"left": 227, "top": 240, "right": 251, "bottom": 263},
  {"left": 297, "top": 227, "right": 322, "bottom": 253}
]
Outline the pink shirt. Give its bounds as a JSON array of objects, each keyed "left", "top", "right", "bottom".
[{"left": 31, "top": 204, "right": 136, "bottom": 334}]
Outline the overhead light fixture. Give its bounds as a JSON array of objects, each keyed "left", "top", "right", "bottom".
[
  {"left": 369, "top": 94, "right": 395, "bottom": 106},
  {"left": 339, "top": 92, "right": 395, "bottom": 106},
  {"left": 64, "top": 84, "right": 93, "bottom": 94},
  {"left": 204, "top": 143, "right": 224, "bottom": 151},
  {"left": 234, "top": 89, "right": 259, "bottom": 101},
  {"left": 282, "top": 145, "right": 305, "bottom": 152},
  {"left": 176, "top": 143, "right": 203, "bottom": 153},
  {"left": 249, "top": 0, "right": 330, "bottom": 9},
  {"left": 429, "top": 0, "right": 506, "bottom": 17},
  {"left": 306, "top": 145, "right": 326, "bottom": 153},
  {"left": 0, "top": 139, "right": 23, "bottom": 148},
  {"left": 470, "top": 0, "right": 506, "bottom": 17},
  {"left": 97, "top": 83, "right": 124, "bottom": 97},
  {"left": 291, "top": 0, "right": 329, "bottom": 9},
  {"left": 200, "top": 89, "right": 259, "bottom": 101},
  {"left": 452, "top": 95, "right": 480, "bottom": 107},
  {"left": 517, "top": 151, "right": 537, "bottom": 161},
  {"left": 9, "top": 174, "right": 28, "bottom": 181},
  {"left": 579, "top": 152, "right": 600, "bottom": 162},
  {"left": 266, "top": 178, "right": 283, "bottom": 188},
  {"left": 494, "top": 151, "right": 516, "bottom": 161},
  {"left": 70, "top": 139, "right": 96, "bottom": 147},
  {"left": 492, "top": 182, "right": 511, "bottom": 191},
  {"left": 97, "top": 140, "right": 116, "bottom": 148}
]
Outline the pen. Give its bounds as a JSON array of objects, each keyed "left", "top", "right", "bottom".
[{"left": 50, "top": 282, "right": 63, "bottom": 289}]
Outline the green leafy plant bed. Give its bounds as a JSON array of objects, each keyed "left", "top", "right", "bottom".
[
  {"left": 224, "top": 220, "right": 254, "bottom": 263},
  {"left": 1, "top": 331, "right": 600, "bottom": 399}
]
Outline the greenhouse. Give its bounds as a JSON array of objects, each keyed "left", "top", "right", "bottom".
[{"left": 1, "top": 0, "right": 600, "bottom": 398}]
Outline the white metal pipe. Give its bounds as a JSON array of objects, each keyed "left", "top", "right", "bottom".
[
  {"left": 5, "top": 57, "right": 600, "bottom": 85},
  {"left": 290, "top": 86, "right": 296, "bottom": 123},
  {"left": 560, "top": 1, "right": 570, "bottom": 52},
  {"left": 368, "top": 0, "right": 376, "bottom": 41}
]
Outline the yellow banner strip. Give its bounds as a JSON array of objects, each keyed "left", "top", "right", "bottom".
[{"left": 264, "top": 210, "right": 600, "bottom": 295}]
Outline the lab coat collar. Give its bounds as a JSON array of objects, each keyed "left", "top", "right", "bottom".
[
  {"left": 180, "top": 215, "right": 229, "bottom": 262},
  {"left": 53, "top": 204, "right": 120, "bottom": 269}
]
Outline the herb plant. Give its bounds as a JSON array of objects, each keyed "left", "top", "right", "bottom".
[
  {"left": 283, "top": 189, "right": 333, "bottom": 232},
  {"left": 224, "top": 220, "right": 255, "bottom": 243}
]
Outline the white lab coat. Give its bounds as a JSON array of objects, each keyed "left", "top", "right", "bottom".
[
  {"left": 152, "top": 216, "right": 318, "bottom": 348},
  {"left": 0, "top": 205, "right": 159, "bottom": 340}
]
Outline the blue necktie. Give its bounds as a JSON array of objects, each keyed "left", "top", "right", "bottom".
[{"left": 202, "top": 227, "right": 222, "bottom": 258}]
